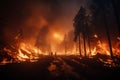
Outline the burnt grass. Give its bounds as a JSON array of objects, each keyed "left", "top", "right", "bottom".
[{"left": 0, "top": 54, "right": 120, "bottom": 80}]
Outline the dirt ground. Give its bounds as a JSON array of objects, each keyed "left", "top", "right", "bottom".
[{"left": 0, "top": 55, "right": 120, "bottom": 80}]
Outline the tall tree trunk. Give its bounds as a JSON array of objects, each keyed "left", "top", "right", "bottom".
[
  {"left": 88, "top": 36, "right": 91, "bottom": 56},
  {"left": 83, "top": 32, "right": 86, "bottom": 57},
  {"left": 65, "top": 43, "right": 67, "bottom": 55},
  {"left": 103, "top": 7, "right": 113, "bottom": 59},
  {"left": 78, "top": 33, "right": 82, "bottom": 56},
  {"left": 76, "top": 42, "right": 77, "bottom": 55},
  {"left": 64, "top": 34, "right": 67, "bottom": 55},
  {"left": 111, "top": 0, "right": 120, "bottom": 35}
]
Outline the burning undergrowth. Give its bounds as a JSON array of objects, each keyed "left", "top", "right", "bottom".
[
  {"left": 0, "top": 26, "right": 120, "bottom": 65},
  {"left": 0, "top": 0, "right": 74, "bottom": 63},
  {"left": 0, "top": 0, "right": 120, "bottom": 67}
]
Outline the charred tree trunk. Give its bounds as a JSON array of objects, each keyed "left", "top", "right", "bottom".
[
  {"left": 83, "top": 32, "right": 86, "bottom": 57},
  {"left": 102, "top": 7, "right": 113, "bottom": 59},
  {"left": 88, "top": 36, "right": 91, "bottom": 55},
  {"left": 78, "top": 34, "right": 82, "bottom": 56},
  {"left": 65, "top": 42, "right": 67, "bottom": 55},
  {"left": 64, "top": 34, "right": 67, "bottom": 55}
]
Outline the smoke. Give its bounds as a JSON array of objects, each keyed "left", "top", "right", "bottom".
[
  {"left": 35, "top": 26, "right": 50, "bottom": 52},
  {"left": 0, "top": 0, "right": 87, "bottom": 52}
]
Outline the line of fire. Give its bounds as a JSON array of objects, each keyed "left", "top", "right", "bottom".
[{"left": 0, "top": 0, "right": 120, "bottom": 80}]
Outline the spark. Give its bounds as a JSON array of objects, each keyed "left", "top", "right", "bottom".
[{"left": 94, "top": 34, "right": 98, "bottom": 38}]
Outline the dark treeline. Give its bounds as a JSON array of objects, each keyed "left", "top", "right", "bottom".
[
  {"left": 111, "top": 0, "right": 120, "bottom": 35},
  {"left": 73, "top": 0, "right": 120, "bottom": 59}
]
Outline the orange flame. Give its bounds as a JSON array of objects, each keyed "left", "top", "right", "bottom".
[{"left": 17, "top": 42, "right": 42, "bottom": 62}]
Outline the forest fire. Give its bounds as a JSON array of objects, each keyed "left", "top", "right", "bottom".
[
  {"left": 17, "top": 42, "right": 42, "bottom": 61},
  {"left": 90, "top": 40, "right": 110, "bottom": 56},
  {"left": 0, "top": 34, "right": 120, "bottom": 65},
  {"left": 53, "top": 33, "right": 64, "bottom": 41},
  {"left": 0, "top": 42, "right": 43, "bottom": 64},
  {"left": 0, "top": 0, "right": 120, "bottom": 80},
  {"left": 90, "top": 36, "right": 120, "bottom": 57},
  {"left": 0, "top": 30, "right": 120, "bottom": 65}
]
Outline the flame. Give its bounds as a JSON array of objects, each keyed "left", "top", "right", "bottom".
[
  {"left": 16, "top": 42, "right": 43, "bottom": 62},
  {"left": 0, "top": 58, "right": 12, "bottom": 65},
  {"left": 90, "top": 41, "right": 110, "bottom": 56},
  {"left": 97, "top": 40, "right": 110, "bottom": 55},
  {"left": 1, "top": 32, "right": 120, "bottom": 65},
  {"left": 17, "top": 49, "right": 29, "bottom": 61},
  {"left": 91, "top": 47, "right": 97, "bottom": 56}
]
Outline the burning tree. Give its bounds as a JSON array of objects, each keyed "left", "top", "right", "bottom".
[
  {"left": 73, "top": 0, "right": 120, "bottom": 59},
  {"left": 90, "top": 0, "right": 114, "bottom": 59},
  {"left": 73, "top": 6, "right": 89, "bottom": 57}
]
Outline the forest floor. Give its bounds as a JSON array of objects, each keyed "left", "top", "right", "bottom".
[{"left": 0, "top": 54, "right": 120, "bottom": 80}]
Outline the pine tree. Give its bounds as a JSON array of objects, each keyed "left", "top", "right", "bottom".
[
  {"left": 90, "top": 0, "right": 114, "bottom": 59},
  {"left": 73, "top": 6, "right": 87, "bottom": 57}
]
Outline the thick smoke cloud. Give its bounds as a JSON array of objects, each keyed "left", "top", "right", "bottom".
[{"left": 0, "top": 0, "right": 86, "bottom": 52}]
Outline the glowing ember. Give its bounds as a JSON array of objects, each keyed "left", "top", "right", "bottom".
[
  {"left": 0, "top": 58, "right": 13, "bottom": 65},
  {"left": 117, "top": 37, "right": 120, "bottom": 41},
  {"left": 93, "top": 34, "right": 98, "bottom": 38}
]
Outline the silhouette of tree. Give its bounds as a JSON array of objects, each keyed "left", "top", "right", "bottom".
[
  {"left": 111, "top": 0, "right": 120, "bottom": 35},
  {"left": 64, "top": 34, "right": 67, "bottom": 55},
  {"left": 73, "top": 6, "right": 88, "bottom": 57},
  {"left": 85, "top": 15, "right": 93, "bottom": 55},
  {"left": 90, "top": 0, "right": 114, "bottom": 59}
]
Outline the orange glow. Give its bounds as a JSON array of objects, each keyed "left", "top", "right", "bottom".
[
  {"left": 16, "top": 42, "right": 43, "bottom": 62},
  {"left": 53, "top": 33, "right": 64, "bottom": 41},
  {"left": 91, "top": 47, "right": 97, "bottom": 56},
  {"left": 17, "top": 49, "right": 29, "bottom": 61},
  {"left": 0, "top": 58, "right": 12, "bottom": 65},
  {"left": 1, "top": 34, "right": 120, "bottom": 64},
  {"left": 97, "top": 40, "right": 110, "bottom": 55},
  {"left": 117, "top": 37, "right": 120, "bottom": 41},
  {"left": 90, "top": 40, "right": 110, "bottom": 56}
]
